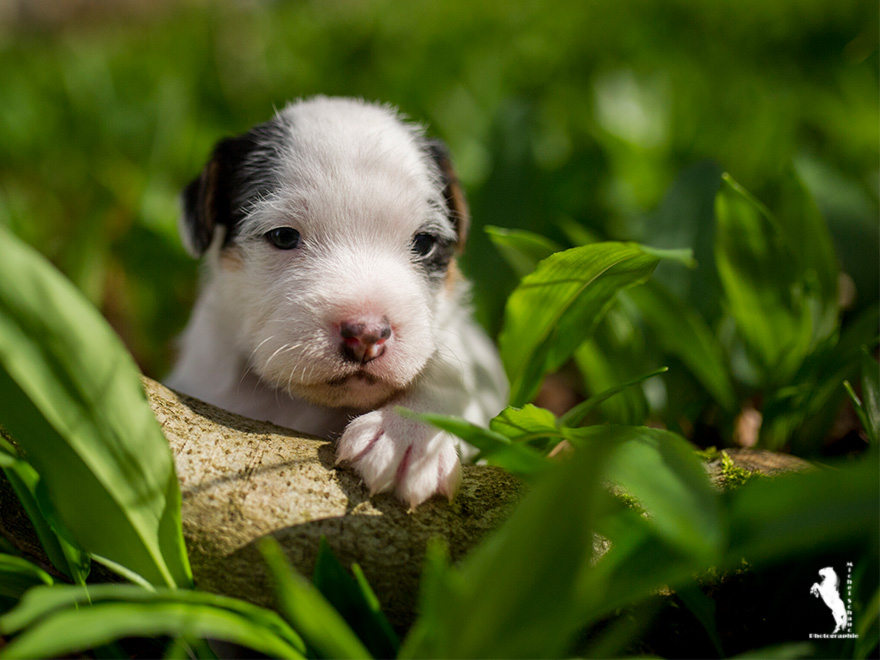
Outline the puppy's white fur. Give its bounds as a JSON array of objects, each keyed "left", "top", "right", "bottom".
[{"left": 166, "top": 97, "right": 508, "bottom": 508}]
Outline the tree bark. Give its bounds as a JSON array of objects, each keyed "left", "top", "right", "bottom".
[{"left": 142, "top": 376, "right": 524, "bottom": 630}]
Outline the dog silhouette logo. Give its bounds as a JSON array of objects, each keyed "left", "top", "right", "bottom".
[{"left": 810, "top": 566, "right": 848, "bottom": 634}]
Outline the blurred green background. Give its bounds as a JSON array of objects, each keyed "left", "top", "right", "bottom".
[{"left": 0, "top": 0, "right": 877, "bottom": 381}]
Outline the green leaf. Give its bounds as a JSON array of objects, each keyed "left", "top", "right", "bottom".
[
  {"left": 774, "top": 168, "right": 839, "bottom": 341},
  {"left": 584, "top": 504, "right": 702, "bottom": 621},
  {"left": 399, "top": 409, "right": 549, "bottom": 479},
  {"left": 714, "top": 174, "right": 823, "bottom": 386},
  {"left": 573, "top": 323, "right": 649, "bottom": 425},
  {"left": 626, "top": 283, "right": 737, "bottom": 411},
  {"left": 726, "top": 458, "right": 877, "bottom": 564},
  {"left": 260, "top": 537, "right": 372, "bottom": 660},
  {"left": 1, "top": 457, "right": 90, "bottom": 584},
  {"left": 560, "top": 365, "right": 669, "bottom": 427},
  {"left": 0, "top": 554, "right": 53, "bottom": 600},
  {"left": 500, "top": 241, "right": 667, "bottom": 405},
  {"left": 0, "top": 594, "right": 304, "bottom": 660},
  {"left": 485, "top": 225, "right": 562, "bottom": 278},
  {"left": 313, "top": 539, "right": 399, "bottom": 659},
  {"left": 761, "top": 306, "right": 879, "bottom": 451},
  {"left": 0, "top": 583, "right": 303, "bottom": 653},
  {"left": 0, "top": 227, "right": 191, "bottom": 588},
  {"left": 489, "top": 403, "right": 562, "bottom": 450},
  {"left": 566, "top": 425, "right": 723, "bottom": 563},
  {"left": 856, "top": 347, "right": 879, "bottom": 443},
  {"left": 401, "top": 429, "right": 619, "bottom": 659}
]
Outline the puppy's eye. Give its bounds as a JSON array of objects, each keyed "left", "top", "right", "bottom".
[
  {"left": 265, "top": 227, "right": 302, "bottom": 250},
  {"left": 411, "top": 233, "right": 437, "bottom": 257}
]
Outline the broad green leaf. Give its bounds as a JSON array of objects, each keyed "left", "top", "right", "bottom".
[
  {"left": 401, "top": 429, "right": 618, "bottom": 659},
  {"left": 500, "top": 241, "right": 667, "bottom": 405},
  {"left": 714, "top": 174, "right": 819, "bottom": 386},
  {"left": 566, "top": 425, "right": 723, "bottom": 563},
  {"left": 573, "top": 325, "right": 649, "bottom": 425},
  {"left": 489, "top": 403, "right": 561, "bottom": 450},
  {"left": 0, "top": 228, "right": 191, "bottom": 588},
  {"left": 485, "top": 225, "right": 562, "bottom": 278},
  {"left": 0, "top": 555, "right": 53, "bottom": 599},
  {"left": 313, "top": 539, "right": 399, "bottom": 659},
  {"left": 774, "top": 169, "right": 839, "bottom": 342},
  {"left": 0, "top": 583, "right": 303, "bottom": 654},
  {"left": 399, "top": 540, "right": 463, "bottom": 659},
  {"left": 260, "top": 537, "right": 372, "bottom": 660},
  {"left": 400, "top": 409, "right": 549, "bottom": 479},
  {"left": 761, "top": 307, "right": 878, "bottom": 451},
  {"left": 626, "top": 283, "right": 737, "bottom": 411},
  {"left": 0, "top": 598, "right": 304, "bottom": 659},
  {"left": 726, "top": 458, "right": 877, "bottom": 564},
  {"left": 584, "top": 504, "right": 702, "bottom": 621},
  {"left": 560, "top": 365, "right": 669, "bottom": 427}
]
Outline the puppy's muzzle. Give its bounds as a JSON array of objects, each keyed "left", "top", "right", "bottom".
[{"left": 339, "top": 316, "right": 392, "bottom": 364}]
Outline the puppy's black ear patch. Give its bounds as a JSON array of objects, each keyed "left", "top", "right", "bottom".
[
  {"left": 425, "top": 139, "right": 470, "bottom": 251},
  {"left": 180, "top": 128, "right": 274, "bottom": 257}
]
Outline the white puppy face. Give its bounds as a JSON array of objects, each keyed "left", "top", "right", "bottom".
[{"left": 180, "top": 98, "right": 468, "bottom": 410}]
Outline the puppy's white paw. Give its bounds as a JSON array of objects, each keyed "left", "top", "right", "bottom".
[{"left": 336, "top": 408, "right": 462, "bottom": 509}]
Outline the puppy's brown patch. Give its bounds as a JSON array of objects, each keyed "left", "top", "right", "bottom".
[
  {"left": 445, "top": 258, "right": 462, "bottom": 293},
  {"left": 219, "top": 245, "right": 244, "bottom": 271}
]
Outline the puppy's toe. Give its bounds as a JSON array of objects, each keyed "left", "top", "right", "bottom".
[
  {"left": 395, "top": 434, "right": 462, "bottom": 509},
  {"left": 337, "top": 409, "right": 463, "bottom": 508},
  {"left": 337, "top": 411, "right": 407, "bottom": 495}
]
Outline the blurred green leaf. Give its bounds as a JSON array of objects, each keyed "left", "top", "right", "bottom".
[
  {"left": 485, "top": 225, "right": 562, "bottom": 278},
  {"left": 714, "top": 174, "right": 824, "bottom": 386},
  {"left": 560, "top": 365, "right": 669, "bottom": 427},
  {"left": 260, "top": 537, "right": 372, "bottom": 660},
  {"left": 567, "top": 425, "right": 723, "bottom": 563},
  {"left": 0, "top": 555, "right": 53, "bottom": 600},
  {"left": 761, "top": 306, "right": 879, "bottom": 451},
  {"left": 585, "top": 504, "right": 704, "bottom": 621},
  {"left": 313, "top": 539, "right": 399, "bottom": 659},
  {"left": 725, "top": 458, "right": 877, "bottom": 564},
  {"left": 573, "top": 323, "right": 650, "bottom": 425},
  {"left": 626, "top": 283, "right": 737, "bottom": 411},
  {"left": 401, "top": 428, "right": 618, "bottom": 659},
  {"left": 774, "top": 169, "right": 840, "bottom": 341},
  {"left": 854, "top": 347, "right": 879, "bottom": 444},
  {"left": 500, "top": 242, "right": 669, "bottom": 405},
  {"left": 0, "top": 228, "right": 191, "bottom": 588},
  {"left": 0, "top": 586, "right": 305, "bottom": 660}
]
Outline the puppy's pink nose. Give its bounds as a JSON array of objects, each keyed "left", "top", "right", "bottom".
[{"left": 339, "top": 317, "right": 392, "bottom": 364}]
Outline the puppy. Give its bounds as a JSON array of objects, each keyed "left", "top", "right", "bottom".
[{"left": 166, "top": 97, "right": 508, "bottom": 508}]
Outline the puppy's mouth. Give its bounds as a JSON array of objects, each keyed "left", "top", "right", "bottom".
[
  {"left": 327, "top": 370, "right": 381, "bottom": 387},
  {"left": 291, "top": 366, "right": 403, "bottom": 410}
]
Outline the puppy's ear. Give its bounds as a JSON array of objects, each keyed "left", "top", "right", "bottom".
[
  {"left": 426, "top": 139, "right": 469, "bottom": 250},
  {"left": 180, "top": 132, "right": 262, "bottom": 257}
]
